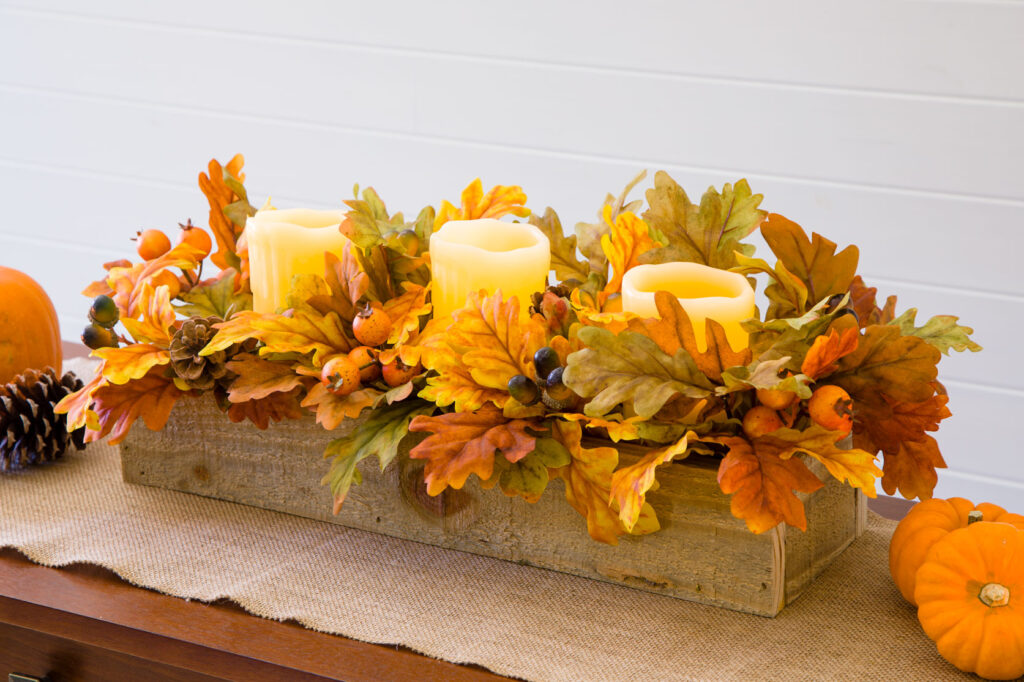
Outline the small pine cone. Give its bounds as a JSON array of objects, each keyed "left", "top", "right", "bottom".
[
  {"left": 169, "top": 316, "right": 229, "bottom": 391},
  {"left": 1, "top": 368, "right": 86, "bottom": 472}
]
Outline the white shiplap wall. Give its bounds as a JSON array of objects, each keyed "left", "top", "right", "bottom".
[{"left": 1, "top": 1, "right": 1021, "bottom": 507}]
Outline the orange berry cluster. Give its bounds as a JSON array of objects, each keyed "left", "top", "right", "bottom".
[
  {"left": 319, "top": 304, "right": 422, "bottom": 397},
  {"left": 742, "top": 384, "right": 853, "bottom": 440}
]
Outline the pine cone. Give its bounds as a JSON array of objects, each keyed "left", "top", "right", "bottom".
[
  {"left": 1, "top": 368, "right": 86, "bottom": 471},
  {"left": 169, "top": 316, "right": 229, "bottom": 391}
]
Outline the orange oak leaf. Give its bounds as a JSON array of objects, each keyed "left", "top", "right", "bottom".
[
  {"left": 549, "top": 420, "right": 658, "bottom": 545},
  {"left": 434, "top": 178, "right": 530, "bottom": 231},
  {"left": 87, "top": 371, "right": 184, "bottom": 445},
  {"left": 120, "top": 282, "right": 176, "bottom": 345},
  {"left": 408, "top": 407, "right": 538, "bottom": 496},
  {"left": 800, "top": 327, "right": 859, "bottom": 380},
  {"left": 82, "top": 259, "right": 132, "bottom": 299},
  {"left": 198, "top": 154, "right": 248, "bottom": 274},
  {"left": 627, "top": 291, "right": 751, "bottom": 382},
  {"left": 94, "top": 344, "right": 170, "bottom": 385},
  {"left": 707, "top": 435, "right": 824, "bottom": 533},
  {"left": 300, "top": 383, "right": 379, "bottom": 430},
  {"left": 852, "top": 389, "right": 951, "bottom": 457},
  {"left": 831, "top": 325, "right": 940, "bottom": 405},
  {"left": 756, "top": 425, "right": 881, "bottom": 498},
  {"left": 305, "top": 247, "right": 368, "bottom": 321},
  {"left": 881, "top": 435, "right": 947, "bottom": 500},
  {"left": 53, "top": 371, "right": 106, "bottom": 432},
  {"left": 421, "top": 292, "right": 544, "bottom": 411},
  {"left": 382, "top": 282, "right": 431, "bottom": 346},
  {"left": 849, "top": 275, "right": 897, "bottom": 327},
  {"left": 227, "top": 387, "right": 305, "bottom": 430},
  {"left": 554, "top": 413, "right": 644, "bottom": 442},
  {"left": 106, "top": 242, "right": 205, "bottom": 319},
  {"left": 761, "top": 214, "right": 859, "bottom": 309},
  {"left": 600, "top": 207, "right": 660, "bottom": 299},
  {"left": 610, "top": 434, "right": 692, "bottom": 532},
  {"left": 224, "top": 354, "right": 305, "bottom": 402}
]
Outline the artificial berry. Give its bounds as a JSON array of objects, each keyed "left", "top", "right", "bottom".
[
  {"left": 320, "top": 356, "right": 362, "bottom": 397},
  {"left": 134, "top": 229, "right": 171, "bottom": 260},
  {"left": 81, "top": 323, "right": 119, "bottom": 350},
  {"left": 382, "top": 358, "right": 421, "bottom": 387},
  {"left": 533, "top": 346, "right": 561, "bottom": 382},
  {"left": 395, "top": 228, "right": 420, "bottom": 256},
  {"left": 88, "top": 294, "right": 120, "bottom": 328},
  {"left": 742, "top": 406, "right": 784, "bottom": 439},
  {"left": 151, "top": 269, "right": 181, "bottom": 300},
  {"left": 807, "top": 385, "right": 853, "bottom": 437},
  {"left": 352, "top": 304, "right": 392, "bottom": 347},
  {"left": 348, "top": 345, "right": 381, "bottom": 383},
  {"left": 756, "top": 387, "right": 798, "bottom": 411},
  {"left": 507, "top": 374, "right": 541, "bottom": 406},
  {"left": 177, "top": 220, "right": 212, "bottom": 259}
]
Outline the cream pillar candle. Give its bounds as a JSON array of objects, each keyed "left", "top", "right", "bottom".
[
  {"left": 621, "top": 262, "right": 755, "bottom": 351},
  {"left": 245, "top": 208, "right": 350, "bottom": 314},
  {"left": 430, "top": 219, "right": 551, "bottom": 320}
]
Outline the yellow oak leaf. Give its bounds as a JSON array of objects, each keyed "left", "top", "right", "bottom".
[
  {"left": 201, "top": 310, "right": 354, "bottom": 363},
  {"left": 610, "top": 434, "right": 692, "bottom": 532},
  {"left": 120, "top": 282, "right": 176, "bottom": 345},
  {"left": 408, "top": 407, "right": 539, "bottom": 496},
  {"left": 600, "top": 206, "right": 659, "bottom": 299},
  {"left": 87, "top": 371, "right": 184, "bottom": 445},
  {"left": 554, "top": 413, "right": 643, "bottom": 442},
  {"left": 382, "top": 282, "right": 431, "bottom": 346},
  {"left": 94, "top": 344, "right": 170, "bottom": 385},
  {"left": 801, "top": 327, "right": 859, "bottom": 380},
  {"left": 227, "top": 387, "right": 305, "bottom": 430},
  {"left": 626, "top": 291, "right": 751, "bottom": 383},
  {"left": 759, "top": 424, "right": 881, "bottom": 498},
  {"left": 300, "top": 383, "right": 379, "bottom": 430},
  {"left": 201, "top": 311, "right": 264, "bottom": 354},
  {"left": 224, "top": 354, "right": 305, "bottom": 402},
  {"left": 434, "top": 178, "right": 530, "bottom": 231},
  {"left": 53, "top": 371, "right": 106, "bottom": 432},
  {"left": 549, "top": 420, "right": 658, "bottom": 545}
]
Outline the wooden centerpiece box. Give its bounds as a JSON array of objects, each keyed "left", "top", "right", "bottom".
[{"left": 119, "top": 397, "right": 866, "bottom": 617}]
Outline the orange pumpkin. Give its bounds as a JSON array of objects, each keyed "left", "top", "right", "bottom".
[
  {"left": 0, "top": 266, "right": 62, "bottom": 383},
  {"left": 915, "top": 522, "right": 1024, "bottom": 680},
  {"left": 889, "top": 497, "right": 1024, "bottom": 605}
]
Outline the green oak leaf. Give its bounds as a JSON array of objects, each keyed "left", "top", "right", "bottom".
[
  {"left": 563, "top": 326, "right": 714, "bottom": 419},
  {"left": 529, "top": 207, "right": 589, "bottom": 282},
  {"left": 174, "top": 269, "right": 252, "bottom": 319},
  {"left": 889, "top": 309, "right": 982, "bottom": 355},
  {"left": 340, "top": 186, "right": 406, "bottom": 250},
  {"left": 322, "top": 400, "right": 435, "bottom": 509},
  {"left": 640, "top": 172, "right": 764, "bottom": 270}
]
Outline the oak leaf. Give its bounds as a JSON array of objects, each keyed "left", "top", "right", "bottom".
[
  {"left": 610, "top": 434, "right": 692, "bottom": 532},
  {"left": 529, "top": 207, "right": 589, "bottom": 282},
  {"left": 300, "top": 383, "right": 379, "bottom": 430},
  {"left": 850, "top": 389, "right": 950, "bottom": 457},
  {"left": 548, "top": 420, "right": 657, "bottom": 545},
  {"left": 640, "top": 172, "right": 765, "bottom": 269},
  {"left": 226, "top": 387, "right": 305, "bottom": 430},
  {"left": 562, "top": 326, "right": 714, "bottom": 419},
  {"left": 800, "top": 327, "right": 859, "bottom": 380},
  {"left": 761, "top": 213, "right": 859, "bottom": 311},
  {"left": 880, "top": 435, "right": 947, "bottom": 500},
  {"left": 340, "top": 186, "right": 405, "bottom": 249},
  {"left": 94, "top": 344, "right": 170, "bottom": 385},
  {"left": 176, "top": 269, "right": 252, "bottom": 320},
  {"left": 408, "top": 407, "right": 539, "bottom": 496},
  {"left": 731, "top": 252, "right": 808, "bottom": 320},
  {"left": 53, "top": 372, "right": 106, "bottom": 432},
  {"left": 202, "top": 309, "right": 354, "bottom": 363},
  {"left": 554, "top": 413, "right": 643, "bottom": 442},
  {"left": 708, "top": 435, "right": 824, "bottom": 533},
  {"left": 756, "top": 425, "right": 881, "bottom": 498},
  {"left": 199, "top": 154, "right": 254, "bottom": 275},
  {"left": 88, "top": 371, "right": 184, "bottom": 445},
  {"left": 890, "top": 309, "right": 981, "bottom": 355},
  {"left": 323, "top": 400, "right": 435, "bottom": 512},
  {"left": 302, "top": 248, "right": 368, "bottom": 323},
  {"left": 120, "top": 282, "right": 176, "bottom": 346},
  {"left": 831, "top": 325, "right": 939, "bottom": 405},
  {"left": 849, "top": 276, "right": 897, "bottom": 327},
  {"left": 382, "top": 282, "right": 431, "bottom": 347},
  {"left": 106, "top": 242, "right": 204, "bottom": 319},
  {"left": 626, "top": 291, "right": 752, "bottom": 382},
  {"left": 224, "top": 354, "right": 305, "bottom": 402},
  {"left": 434, "top": 179, "right": 530, "bottom": 231},
  {"left": 600, "top": 207, "right": 660, "bottom": 298}
]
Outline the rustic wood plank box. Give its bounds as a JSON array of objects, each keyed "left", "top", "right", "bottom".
[{"left": 119, "top": 397, "right": 866, "bottom": 617}]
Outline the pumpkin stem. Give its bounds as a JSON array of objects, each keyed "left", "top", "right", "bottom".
[
  {"left": 979, "top": 582, "right": 1010, "bottom": 608},
  {"left": 967, "top": 510, "right": 984, "bottom": 525}
]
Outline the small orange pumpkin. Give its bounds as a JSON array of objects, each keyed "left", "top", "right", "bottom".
[
  {"left": 0, "top": 266, "right": 62, "bottom": 383},
  {"left": 915, "top": 522, "right": 1024, "bottom": 680},
  {"left": 889, "top": 497, "right": 1024, "bottom": 605}
]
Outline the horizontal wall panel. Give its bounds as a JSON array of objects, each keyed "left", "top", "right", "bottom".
[
  {"left": 934, "top": 471, "right": 1024, "bottom": 513},
  {"left": 1, "top": 91, "right": 1019, "bottom": 299},
  {"left": 2, "top": 11, "right": 1023, "bottom": 200},
  {"left": 3, "top": 1, "right": 1024, "bottom": 102}
]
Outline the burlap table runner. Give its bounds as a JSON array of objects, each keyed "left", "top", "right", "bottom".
[{"left": 0, "top": 362, "right": 969, "bottom": 681}]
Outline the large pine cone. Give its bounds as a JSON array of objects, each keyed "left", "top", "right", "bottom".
[
  {"left": 1, "top": 368, "right": 86, "bottom": 471},
  {"left": 169, "top": 316, "right": 228, "bottom": 391}
]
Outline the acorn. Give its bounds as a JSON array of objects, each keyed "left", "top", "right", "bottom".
[
  {"left": 88, "top": 294, "right": 119, "bottom": 329},
  {"left": 541, "top": 367, "right": 576, "bottom": 410},
  {"left": 82, "top": 323, "right": 119, "bottom": 350},
  {"left": 533, "top": 346, "right": 561, "bottom": 382},
  {"left": 507, "top": 374, "right": 540, "bottom": 406}
]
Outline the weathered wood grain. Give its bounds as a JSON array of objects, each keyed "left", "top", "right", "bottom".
[{"left": 120, "top": 397, "right": 864, "bottom": 617}]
